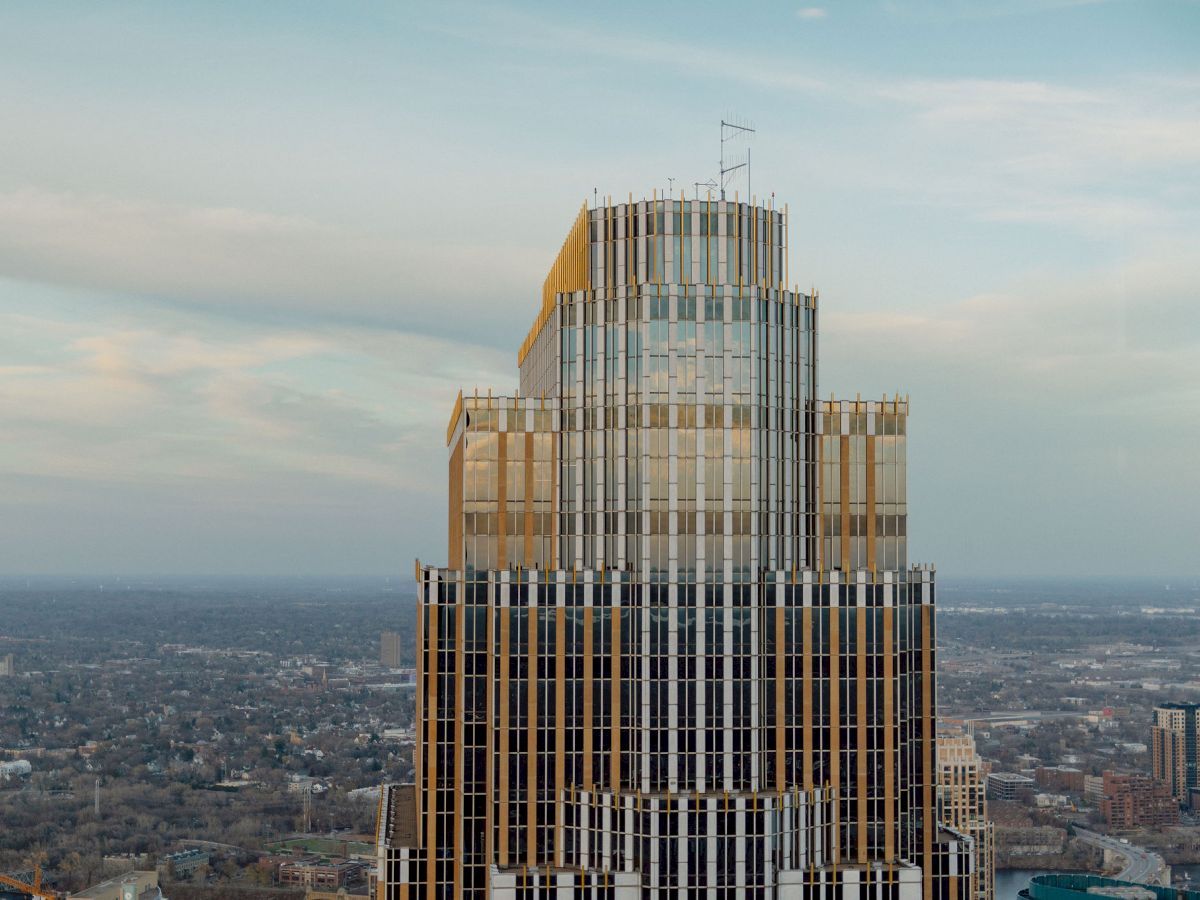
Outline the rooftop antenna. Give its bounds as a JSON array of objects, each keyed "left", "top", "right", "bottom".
[
  {"left": 720, "top": 117, "right": 756, "bottom": 200},
  {"left": 693, "top": 179, "right": 717, "bottom": 200}
]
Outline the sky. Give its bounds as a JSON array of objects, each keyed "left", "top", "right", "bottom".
[{"left": 0, "top": 1, "right": 1197, "bottom": 578}]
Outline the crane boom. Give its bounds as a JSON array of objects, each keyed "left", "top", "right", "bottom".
[{"left": 0, "top": 866, "right": 58, "bottom": 899}]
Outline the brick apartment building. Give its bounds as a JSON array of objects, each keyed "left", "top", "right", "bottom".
[{"left": 1100, "top": 771, "right": 1180, "bottom": 829}]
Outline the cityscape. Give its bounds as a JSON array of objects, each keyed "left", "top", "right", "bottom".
[
  {"left": 1, "top": 3, "right": 1198, "bottom": 900},
  {"left": 2, "top": 575, "right": 1199, "bottom": 898}
]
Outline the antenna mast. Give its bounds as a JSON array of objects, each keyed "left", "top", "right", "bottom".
[{"left": 720, "top": 118, "right": 756, "bottom": 200}]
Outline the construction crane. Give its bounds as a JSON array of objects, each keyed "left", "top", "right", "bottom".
[{"left": 0, "top": 866, "right": 59, "bottom": 899}]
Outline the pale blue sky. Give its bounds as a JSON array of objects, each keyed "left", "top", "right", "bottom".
[{"left": 0, "top": 1, "right": 1197, "bottom": 577}]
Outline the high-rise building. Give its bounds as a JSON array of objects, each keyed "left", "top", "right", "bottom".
[
  {"left": 1151, "top": 701, "right": 1199, "bottom": 804},
  {"left": 381, "top": 631, "right": 404, "bottom": 669},
  {"left": 937, "top": 727, "right": 994, "bottom": 900},
  {"left": 377, "top": 194, "right": 974, "bottom": 899},
  {"left": 0, "top": 653, "right": 14, "bottom": 677}
]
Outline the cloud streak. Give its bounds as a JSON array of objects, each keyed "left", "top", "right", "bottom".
[{"left": 0, "top": 189, "right": 545, "bottom": 336}]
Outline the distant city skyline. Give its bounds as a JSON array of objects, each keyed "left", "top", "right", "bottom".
[{"left": 0, "top": 1, "right": 1197, "bottom": 577}]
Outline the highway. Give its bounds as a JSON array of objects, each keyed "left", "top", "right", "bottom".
[{"left": 1073, "top": 827, "right": 1167, "bottom": 885}]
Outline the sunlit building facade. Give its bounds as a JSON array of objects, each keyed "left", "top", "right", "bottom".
[
  {"left": 377, "top": 194, "right": 972, "bottom": 899},
  {"left": 937, "top": 727, "right": 994, "bottom": 900}
]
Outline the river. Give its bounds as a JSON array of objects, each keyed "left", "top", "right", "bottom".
[{"left": 1173, "top": 863, "right": 1200, "bottom": 885}]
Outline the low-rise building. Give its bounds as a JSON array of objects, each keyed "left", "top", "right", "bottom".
[
  {"left": 159, "top": 848, "right": 210, "bottom": 879},
  {"left": 0, "top": 759, "right": 31, "bottom": 780},
  {"left": 278, "top": 857, "right": 366, "bottom": 890},
  {"left": 1100, "top": 771, "right": 1179, "bottom": 830},
  {"left": 1035, "top": 765, "right": 1085, "bottom": 794},
  {"left": 987, "top": 772, "right": 1035, "bottom": 802}
]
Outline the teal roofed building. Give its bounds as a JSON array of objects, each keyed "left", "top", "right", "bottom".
[{"left": 1020, "top": 874, "right": 1200, "bottom": 900}]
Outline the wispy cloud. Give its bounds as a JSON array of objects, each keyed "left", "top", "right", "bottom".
[
  {"left": 0, "top": 189, "right": 545, "bottom": 334},
  {"left": 796, "top": 7, "right": 827, "bottom": 19},
  {"left": 0, "top": 301, "right": 510, "bottom": 491},
  {"left": 854, "top": 73, "right": 1200, "bottom": 234},
  {"left": 428, "top": 7, "right": 829, "bottom": 94},
  {"left": 823, "top": 241, "right": 1200, "bottom": 415},
  {"left": 881, "top": 0, "right": 1121, "bottom": 22}
]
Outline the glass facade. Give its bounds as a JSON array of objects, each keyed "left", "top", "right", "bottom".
[{"left": 377, "top": 196, "right": 972, "bottom": 900}]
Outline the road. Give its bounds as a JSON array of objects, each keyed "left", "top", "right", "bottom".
[{"left": 1073, "top": 827, "right": 1167, "bottom": 885}]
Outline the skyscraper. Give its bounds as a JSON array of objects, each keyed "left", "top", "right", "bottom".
[
  {"left": 381, "top": 631, "right": 404, "bottom": 669},
  {"left": 377, "top": 194, "right": 974, "bottom": 899},
  {"left": 937, "top": 727, "right": 994, "bottom": 900},
  {"left": 1151, "top": 701, "right": 1199, "bottom": 804}
]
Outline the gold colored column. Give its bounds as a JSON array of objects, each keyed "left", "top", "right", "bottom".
[
  {"left": 555, "top": 605, "right": 566, "bottom": 862},
  {"left": 883, "top": 605, "right": 895, "bottom": 862},
  {"left": 454, "top": 598, "right": 465, "bottom": 899},
  {"left": 775, "top": 605, "right": 786, "bottom": 792},
  {"left": 830, "top": 600, "right": 841, "bottom": 862},
  {"left": 527, "top": 602, "right": 538, "bottom": 868},
  {"left": 415, "top": 599, "right": 424, "bottom": 827},
  {"left": 802, "top": 604, "right": 813, "bottom": 790},
  {"left": 449, "top": 439, "right": 464, "bottom": 569},
  {"left": 583, "top": 606, "right": 594, "bottom": 792},
  {"left": 498, "top": 607, "right": 510, "bottom": 867},
  {"left": 424, "top": 602, "right": 438, "bottom": 900},
  {"left": 485, "top": 591, "right": 495, "bottom": 871},
  {"left": 611, "top": 604, "right": 621, "bottom": 791},
  {"left": 856, "top": 603, "right": 867, "bottom": 864},
  {"left": 816, "top": 414, "right": 826, "bottom": 572},
  {"left": 921, "top": 602, "right": 934, "bottom": 899}
]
